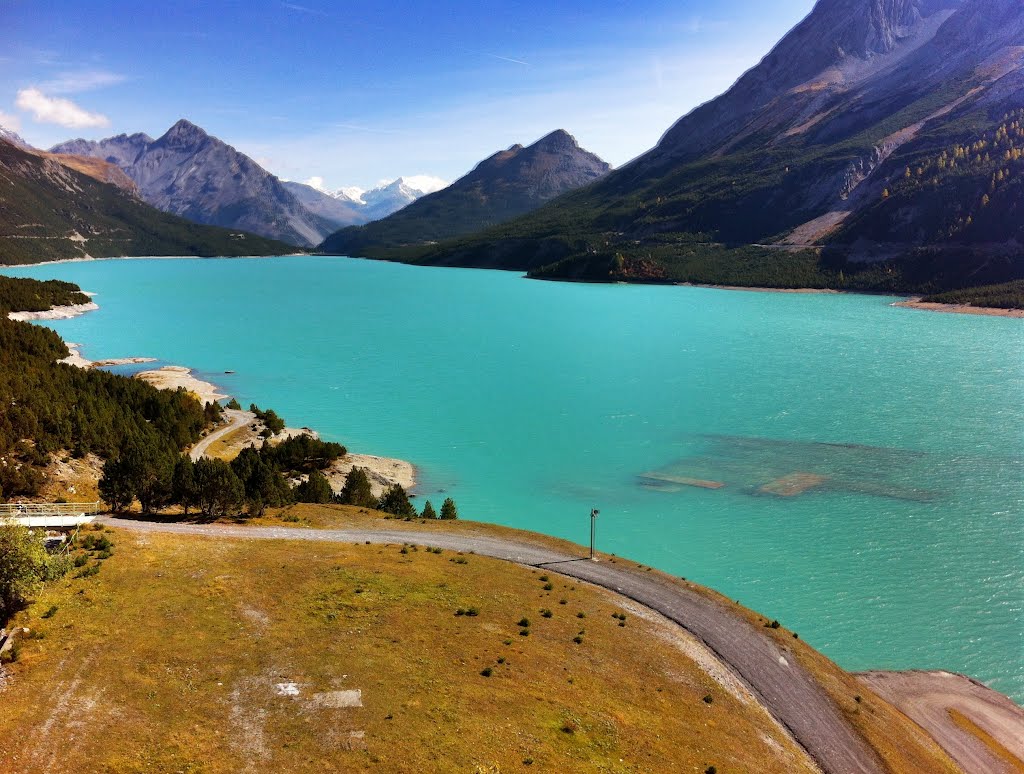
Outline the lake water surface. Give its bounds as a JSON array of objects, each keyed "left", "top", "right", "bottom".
[{"left": 6, "top": 256, "right": 1022, "bottom": 700}]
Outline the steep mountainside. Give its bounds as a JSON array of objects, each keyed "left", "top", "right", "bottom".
[
  {"left": 52, "top": 121, "right": 334, "bottom": 247},
  {"left": 408, "top": 0, "right": 1023, "bottom": 299},
  {"left": 0, "top": 138, "right": 292, "bottom": 265},
  {"left": 319, "top": 130, "right": 610, "bottom": 256}
]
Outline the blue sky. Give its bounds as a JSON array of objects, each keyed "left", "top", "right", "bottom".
[{"left": 2, "top": 0, "right": 816, "bottom": 190}]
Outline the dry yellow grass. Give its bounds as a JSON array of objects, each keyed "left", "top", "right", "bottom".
[
  {"left": 203, "top": 424, "right": 255, "bottom": 461},
  {"left": 0, "top": 525, "right": 817, "bottom": 773},
  {"left": 948, "top": 708, "right": 1024, "bottom": 773}
]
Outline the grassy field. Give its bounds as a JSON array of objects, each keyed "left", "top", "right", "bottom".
[
  {"left": 0, "top": 519, "right": 822, "bottom": 773},
  {"left": 248, "top": 505, "right": 965, "bottom": 774}
]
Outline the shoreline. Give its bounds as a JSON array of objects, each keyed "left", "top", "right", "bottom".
[
  {"left": 19, "top": 291, "right": 417, "bottom": 492},
  {"left": 8, "top": 301, "right": 100, "bottom": 321},
  {"left": 0, "top": 253, "right": 309, "bottom": 269},
  {"left": 8, "top": 254, "right": 1021, "bottom": 317},
  {"left": 892, "top": 298, "right": 1024, "bottom": 319}
]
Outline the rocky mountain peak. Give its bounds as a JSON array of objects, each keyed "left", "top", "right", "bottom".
[
  {"left": 533, "top": 129, "right": 578, "bottom": 152},
  {"left": 159, "top": 118, "right": 211, "bottom": 148}
]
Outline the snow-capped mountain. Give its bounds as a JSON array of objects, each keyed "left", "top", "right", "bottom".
[{"left": 283, "top": 175, "right": 450, "bottom": 229}]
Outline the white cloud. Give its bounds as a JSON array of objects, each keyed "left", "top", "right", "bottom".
[
  {"left": 15, "top": 88, "right": 110, "bottom": 128},
  {"left": 303, "top": 175, "right": 327, "bottom": 191},
  {"left": 0, "top": 111, "right": 22, "bottom": 132},
  {"left": 40, "top": 69, "right": 126, "bottom": 94}
]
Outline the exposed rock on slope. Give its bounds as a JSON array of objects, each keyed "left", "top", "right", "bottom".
[
  {"left": 0, "top": 137, "right": 292, "bottom": 265},
  {"left": 53, "top": 120, "right": 334, "bottom": 247}
]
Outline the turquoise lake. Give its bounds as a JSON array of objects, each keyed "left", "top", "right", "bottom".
[{"left": 5, "top": 256, "right": 1023, "bottom": 700}]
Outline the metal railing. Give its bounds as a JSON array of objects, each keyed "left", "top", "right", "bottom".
[{"left": 0, "top": 501, "right": 101, "bottom": 517}]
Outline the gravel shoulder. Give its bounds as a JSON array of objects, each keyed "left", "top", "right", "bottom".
[{"left": 104, "top": 516, "right": 884, "bottom": 774}]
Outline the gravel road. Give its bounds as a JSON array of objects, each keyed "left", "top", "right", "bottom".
[
  {"left": 104, "top": 516, "right": 883, "bottom": 774},
  {"left": 189, "top": 409, "right": 252, "bottom": 461}
]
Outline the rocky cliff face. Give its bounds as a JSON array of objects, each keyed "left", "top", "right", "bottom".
[
  {"left": 320, "top": 130, "right": 609, "bottom": 254},
  {"left": 654, "top": 0, "right": 968, "bottom": 160},
  {"left": 52, "top": 121, "right": 333, "bottom": 247}
]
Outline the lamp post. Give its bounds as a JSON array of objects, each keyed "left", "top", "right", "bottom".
[{"left": 589, "top": 508, "right": 599, "bottom": 560}]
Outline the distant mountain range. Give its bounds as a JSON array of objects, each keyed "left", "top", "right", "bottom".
[
  {"left": 281, "top": 176, "right": 448, "bottom": 231},
  {"left": 320, "top": 130, "right": 610, "bottom": 257},
  {"left": 51, "top": 121, "right": 447, "bottom": 247},
  {"left": 391, "top": 0, "right": 1023, "bottom": 298},
  {"left": 0, "top": 135, "right": 292, "bottom": 264}
]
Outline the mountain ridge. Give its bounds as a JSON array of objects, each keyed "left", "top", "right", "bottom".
[
  {"left": 52, "top": 120, "right": 335, "bottom": 247},
  {"left": 0, "top": 136, "right": 293, "bottom": 265},
  {"left": 395, "top": 0, "right": 1023, "bottom": 300},
  {"left": 320, "top": 129, "right": 610, "bottom": 255}
]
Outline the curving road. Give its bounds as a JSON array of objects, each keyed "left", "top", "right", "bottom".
[
  {"left": 189, "top": 409, "right": 253, "bottom": 461},
  {"left": 104, "top": 516, "right": 883, "bottom": 774}
]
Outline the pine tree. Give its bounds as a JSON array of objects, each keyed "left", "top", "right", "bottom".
[
  {"left": 440, "top": 497, "right": 459, "bottom": 521},
  {"left": 338, "top": 467, "right": 376, "bottom": 507},
  {"left": 296, "top": 469, "right": 333, "bottom": 504},
  {"left": 421, "top": 500, "right": 438, "bottom": 520},
  {"left": 377, "top": 484, "right": 416, "bottom": 518},
  {"left": 172, "top": 456, "right": 199, "bottom": 516}
]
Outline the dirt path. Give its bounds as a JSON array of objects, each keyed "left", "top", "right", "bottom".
[
  {"left": 859, "top": 670, "right": 1024, "bottom": 774},
  {"left": 189, "top": 409, "right": 253, "bottom": 461},
  {"left": 103, "top": 516, "right": 883, "bottom": 774}
]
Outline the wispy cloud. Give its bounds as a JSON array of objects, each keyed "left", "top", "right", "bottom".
[
  {"left": 281, "top": 2, "right": 326, "bottom": 15},
  {"left": 484, "top": 53, "right": 530, "bottom": 66},
  {"left": 461, "top": 48, "right": 530, "bottom": 67},
  {"left": 15, "top": 88, "right": 110, "bottom": 128},
  {"left": 0, "top": 111, "right": 22, "bottom": 132},
  {"left": 39, "top": 69, "right": 126, "bottom": 94}
]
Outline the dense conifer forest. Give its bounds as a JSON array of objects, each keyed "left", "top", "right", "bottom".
[{"left": 0, "top": 276, "right": 211, "bottom": 497}]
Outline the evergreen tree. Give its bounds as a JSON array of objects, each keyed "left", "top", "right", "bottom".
[
  {"left": 99, "top": 456, "right": 135, "bottom": 512},
  {"left": 421, "top": 500, "right": 437, "bottom": 520},
  {"left": 194, "top": 458, "right": 244, "bottom": 518},
  {"left": 377, "top": 483, "right": 416, "bottom": 518},
  {"left": 295, "top": 469, "right": 333, "bottom": 504},
  {"left": 338, "top": 467, "right": 375, "bottom": 507},
  {"left": 440, "top": 497, "right": 459, "bottom": 520},
  {"left": 171, "top": 456, "right": 199, "bottom": 515}
]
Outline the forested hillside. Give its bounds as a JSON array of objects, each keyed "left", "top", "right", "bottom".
[{"left": 0, "top": 277, "right": 213, "bottom": 497}]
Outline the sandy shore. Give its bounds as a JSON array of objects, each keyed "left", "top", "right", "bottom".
[
  {"left": 8, "top": 301, "right": 100, "bottom": 321},
  {"left": 858, "top": 670, "right": 1024, "bottom": 774},
  {"left": 135, "top": 366, "right": 227, "bottom": 406},
  {"left": 893, "top": 299, "right": 1024, "bottom": 318}
]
